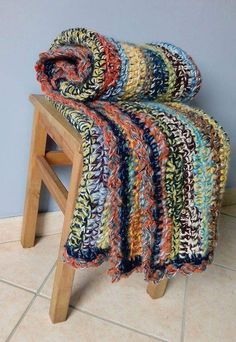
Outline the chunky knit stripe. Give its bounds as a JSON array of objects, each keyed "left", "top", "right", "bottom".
[
  {"left": 35, "top": 28, "right": 230, "bottom": 283},
  {"left": 36, "top": 28, "right": 201, "bottom": 103},
  {"left": 48, "top": 97, "right": 230, "bottom": 283}
]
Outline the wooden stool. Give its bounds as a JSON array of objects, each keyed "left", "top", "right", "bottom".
[{"left": 21, "top": 94, "right": 168, "bottom": 324}]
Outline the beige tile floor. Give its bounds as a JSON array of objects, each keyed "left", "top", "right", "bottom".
[{"left": 0, "top": 206, "right": 235, "bottom": 342}]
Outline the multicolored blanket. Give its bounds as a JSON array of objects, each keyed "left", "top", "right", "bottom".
[
  {"left": 36, "top": 28, "right": 230, "bottom": 283},
  {"left": 36, "top": 28, "right": 201, "bottom": 103}
]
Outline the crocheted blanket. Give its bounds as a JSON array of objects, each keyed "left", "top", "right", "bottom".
[
  {"left": 36, "top": 28, "right": 201, "bottom": 103},
  {"left": 36, "top": 28, "right": 230, "bottom": 283}
]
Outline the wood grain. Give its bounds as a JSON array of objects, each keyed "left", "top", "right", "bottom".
[{"left": 146, "top": 278, "right": 168, "bottom": 299}]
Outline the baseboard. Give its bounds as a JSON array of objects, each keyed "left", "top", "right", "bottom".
[
  {"left": 0, "top": 211, "right": 63, "bottom": 244},
  {"left": 222, "top": 187, "right": 236, "bottom": 206}
]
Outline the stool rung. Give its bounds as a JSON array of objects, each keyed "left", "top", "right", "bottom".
[
  {"left": 46, "top": 151, "right": 72, "bottom": 166},
  {"left": 36, "top": 156, "right": 68, "bottom": 213}
]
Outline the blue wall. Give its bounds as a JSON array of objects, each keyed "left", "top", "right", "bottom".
[{"left": 0, "top": 0, "right": 235, "bottom": 218}]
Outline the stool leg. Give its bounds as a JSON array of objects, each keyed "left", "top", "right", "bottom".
[
  {"left": 50, "top": 154, "right": 83, "bottom": 324},
  {"left": 21, "top": 109, "right": 47, "bottom": 248},
  {"left": 147, "top": 278, "right": 168, "bottom": 299}
]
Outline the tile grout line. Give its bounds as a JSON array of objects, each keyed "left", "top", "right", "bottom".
[
  {"left": 0, "top": 233, "right": 61, "bottom": 245},
  {"left": 213, "top": 262, "right": 236, "bottom": 273},
  {"left": 37, "top": 293, "right": 168, "bottom": 342},
  {"left": 0, "top": 278, "right": 36, "bottom": 295},
  {"left": 5, "top": 262, "right": 57, "bottom": 342},
  {"left": 220, "top": 212, "right": 236, "bottom": 219},
  {"left": 180, "top": 277, "right": 188, "bottom": 342},
  {"left": 0, "top": 239, "right": 22, "bottom": 245},
  {"left": 72, "top": 305, "right": 169, "bottom": 342},
  {"left": 0, "top": 211, "right": 234, "bottom": 341},
  {"left": 221, "top": 203, "right": 236, "bottom": 208},
  {"left": 3, "top": 261, "right": 233, "bottom": 342},
  {"left": 5, "top": 295, "right": 37, "bottom": 342}
]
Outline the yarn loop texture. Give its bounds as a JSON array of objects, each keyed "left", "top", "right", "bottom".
[{"left": 35, "top": 28, "right": 230, "bottom": 283}]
